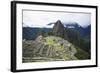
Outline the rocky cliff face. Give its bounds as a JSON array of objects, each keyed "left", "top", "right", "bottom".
[
  {"left": 52, "top": 20, "right": 68, "bottom": 40},
  {"left": 52, "top": 20, "right": 65, "bottom": 38}
]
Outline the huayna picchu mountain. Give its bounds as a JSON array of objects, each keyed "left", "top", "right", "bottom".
[
  {"left": 52, "top": 20, "right": 65, "bottom": 38},
  {"left": 52, "top": 20, "right": 68, "bottom": 40}
]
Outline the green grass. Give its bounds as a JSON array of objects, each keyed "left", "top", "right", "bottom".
[{"left": 45, "top": 37, "right": 55, "bottom": 45}]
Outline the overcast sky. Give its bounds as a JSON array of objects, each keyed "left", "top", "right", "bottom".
[{"left": 23, "top": 10, "right": 91, "bottom": 28}]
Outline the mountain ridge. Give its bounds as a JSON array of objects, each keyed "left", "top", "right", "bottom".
[{"left": 22, "top": 20, "right": 91, "bottom": 63}]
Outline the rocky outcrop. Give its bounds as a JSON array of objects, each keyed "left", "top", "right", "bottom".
[{"left": 52, "top": 20, "right": 65, "bottom": 38}]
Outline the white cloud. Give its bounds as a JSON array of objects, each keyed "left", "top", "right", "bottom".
[{"left": 23, "top": 10, "right": 91, "bottom": 28}]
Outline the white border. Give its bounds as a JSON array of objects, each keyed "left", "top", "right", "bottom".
[{"left": 16, "top": 3, "right": 96, "bottom": 70}]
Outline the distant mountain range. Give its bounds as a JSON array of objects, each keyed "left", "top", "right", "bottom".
[
  {"left": 23, "top": 27, "right": 52, "bottom": 40},
  {"left": 65, "top": 22, "right": 91, "bottom": 39},
  {"left": 23, "top": 20, "right": 90, "bottom": 40}
]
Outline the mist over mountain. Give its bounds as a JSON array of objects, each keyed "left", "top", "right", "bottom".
[
  {"left": 23, "top": 20, "right": 90, "bottom": 40},
  {"left": 65, "top": 22, "right": 91, "bottom": 38}
]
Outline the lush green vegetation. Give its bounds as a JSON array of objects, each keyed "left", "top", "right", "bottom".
[
  {"left": 65, "top": 28, "right": 90, "bottom": 55},
  {"left": 75, "top": 47, "right": 90, "bottom": 59}
]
